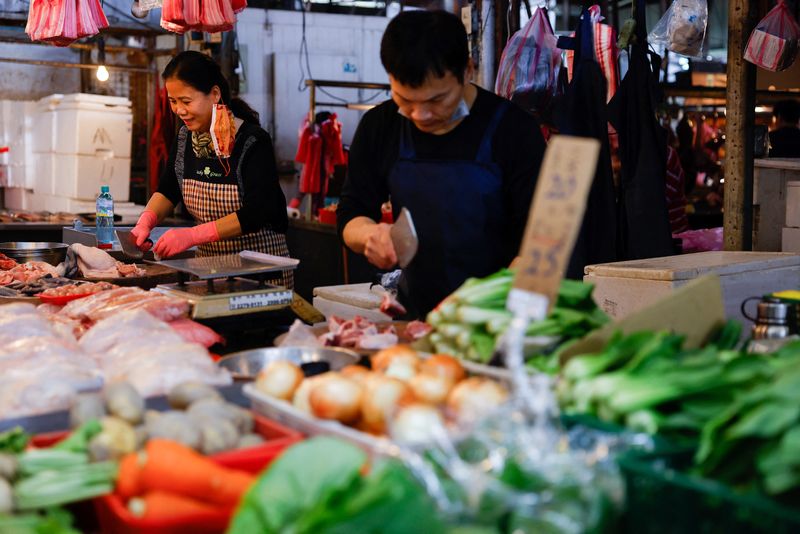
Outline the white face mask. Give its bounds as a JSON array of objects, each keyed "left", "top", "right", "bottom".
[{"left": 397, "top": 98, "right": 471, "bottom": 125}]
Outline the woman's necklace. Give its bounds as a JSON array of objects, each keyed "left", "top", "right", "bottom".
[{"left": 191, "top": 131, "right": 214, "bottom": 159}]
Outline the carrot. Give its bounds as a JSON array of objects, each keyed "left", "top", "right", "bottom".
[
  {"left": 138, "top": 439, "right": 254, "bottom": 506},
  {"left": 116, "top": 452, "right": 143, "bottom": 500},
  {"left": 128, "top": 491, "right": 224, "bottom": 521}
]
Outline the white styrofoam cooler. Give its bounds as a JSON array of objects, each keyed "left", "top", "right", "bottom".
[
  {"left": 52, "top": 153, "right": 130, "bottom": 201},
  {"left": 3, "top": 187, "right": 33, "bottom": 210},
  {"left": 585, "top": 252, "right": 800, "bottom": 326},
  {"left": 33, "top": 93, "right": 132, "bottom": 158},
  {"left": 786, "top": 181, "right": 800, "bottom": 228},
  {"left": 312, "top": 283, "right": 392, "bottom": 322}
]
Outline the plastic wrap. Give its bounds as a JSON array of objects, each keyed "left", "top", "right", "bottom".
[
  {"left": 60, "top": 287, "right": 190, "bottom": 323},
  {"left": 649, "top": 0, "right": 708, "bottom": 58},
  {"left": 744, "top": 0, "right": 800, "bottom": 71}
]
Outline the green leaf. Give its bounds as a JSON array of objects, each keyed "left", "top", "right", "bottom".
[
  {"left": 0, "top": 426, "right": 29, "bottom": 454},
  {"left": 724, "top": 402, "right": 800, "bottom": 440},
  {"left": 228, "top": 437, "right": 367, "bottom": 534},
  {"left": 53, "top": 420, "right": 102, "bottom": 453}
]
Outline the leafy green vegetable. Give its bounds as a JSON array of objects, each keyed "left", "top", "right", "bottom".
[
  {"left": 0, "top": 427, "right": 29, "bottom": 454},
  {"left": 13, "top": 461, "right": 117, "bottom": 510},
  {"left": 52, "top": 420, "right": 102, "bottom": 454},
  {"left": 0, "top": 508, "right": 80, "bottom": 534}
]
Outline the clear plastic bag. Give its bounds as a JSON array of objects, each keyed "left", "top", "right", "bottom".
[
  {"left": 495, "top": 6, "right": 561, "bottom": 112},
  {"left": 649, "top": 0, "right": 708, "bottom": 58},
  {"left": 744, "top": 0, "right": 800, "bottom": 71}
]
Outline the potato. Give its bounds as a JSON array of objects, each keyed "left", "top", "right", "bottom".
[
  {"left": 168, "top": 382, "right": 222, "bottom": 410},
  {"left": 197, "top": 418, "right": 240, "bottom": 455},
  {"left": 145, "top": 411, "right": 201, "bottom": 450},
  {"left": 88, "top": 416, "right": 137, "bottom": 462},
  {"left": 70, "top": 393, "right": 106, "bottom": 429},
  {"left": 237, "top": 433, "right": 265, "bottom": 449},
  {"left": 187, "top": 399, "right": 252, "bottom": 435},
  {"left": 104, "top": 382, "right": 144, "bottom": 425}
]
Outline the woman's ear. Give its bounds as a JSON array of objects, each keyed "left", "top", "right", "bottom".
[{"left": 211, "top": 85, "right": 222, "bottom": 104}]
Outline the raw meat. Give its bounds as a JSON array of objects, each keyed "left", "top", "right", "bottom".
[
  {"left": 379, "top": 291, "right": 407, "bottom": 318},
  {"left": 357, "top": 332, "right": 399, "bottom": 350},
  {"left": 169, "top": 318, "right": 225, "bottom": 348},
  {"left": 405, "top": 320, "right": 433, "bottom": 340},
  {"left": 0, "top": 262, "right": 60, "bottom": 286},
  {"left": 0, "top": 254, "right": 17, "bottom": 270},
  {"left": 71, "top": 244, "right": 145, "bottom": 279},
  {"left": 60, "top": 287, "right": 190, "bottom": 322},
  {"left": 319, "top": 315, "right": 399, "bottom": 350}
]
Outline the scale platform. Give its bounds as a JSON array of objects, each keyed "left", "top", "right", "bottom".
[{"left": 149, "top": 252, "right": 299, "bottom": 320}]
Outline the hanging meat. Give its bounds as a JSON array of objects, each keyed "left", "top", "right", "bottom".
[
  {"left": 160, "top": 0, "right": 244, "bottom": 34},
  {"left": 26, "top": 0, "right": 109, "bottom": 46}
]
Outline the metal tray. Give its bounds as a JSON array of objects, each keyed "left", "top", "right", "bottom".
[
  {"left": 218, "top": 346, "right": 360, "bottom": 380},
  {"left": 148, "top": 253, "right": 298, "bottom": 280},
  {"left": 243, "top": 352, "right": 516, "bottom": 456}
]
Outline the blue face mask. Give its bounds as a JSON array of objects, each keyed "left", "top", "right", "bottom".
[{"left": 397, "top": 98, "right": 471, "bottom": 126}]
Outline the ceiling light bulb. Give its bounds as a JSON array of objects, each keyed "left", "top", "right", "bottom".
[{"left": 96, "top": 65, "right": 109, "bottom": 82}]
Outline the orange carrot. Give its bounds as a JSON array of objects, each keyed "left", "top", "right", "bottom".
[
  {"left": 128, "top": 491, "right": 224, "bottom": 520},
  {"left": 139, "top": 439, "right": 254, "bottom": 506},
  {"left": 116, "top": 452, "right": 143, "bottom": 500}
]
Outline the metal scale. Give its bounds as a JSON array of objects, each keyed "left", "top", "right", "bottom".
[{"left": 149, "top": 252, "right": 299, "bottom": 320}]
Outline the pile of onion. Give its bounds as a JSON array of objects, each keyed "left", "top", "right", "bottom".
[{"left": 254, "top": 344, "right": 509, "bottom": 444}]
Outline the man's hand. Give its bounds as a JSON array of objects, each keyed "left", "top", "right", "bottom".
[{"left": 364, "top": 223, "right": 398, "bottom": 269}]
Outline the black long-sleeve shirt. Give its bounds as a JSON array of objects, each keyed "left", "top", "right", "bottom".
[
  {"left": 158, "top": 123, "right": 288, "bottom": 234},
  {"left": 337, "top": 86, "right": 547, "bottom": 265}
]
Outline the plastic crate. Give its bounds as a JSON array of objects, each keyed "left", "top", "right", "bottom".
[
  {"left": 33, "top": 414, "right": 303, "bottom": 534},
  {"left": 619, "top": 449, "right": 800, "bottom": 534}
]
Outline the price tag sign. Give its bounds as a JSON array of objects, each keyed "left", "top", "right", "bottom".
[
  {"left": 229, "top": 290, "right": 293, "bottom": 311},
  {"left": 513, "top": 135, "right": 600, "bottom": 309}
]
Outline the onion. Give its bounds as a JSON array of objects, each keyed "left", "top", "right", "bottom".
[
  {"left": 361, "top": 375, "right": 413, "bottom": 434},
  {"left": 309, "top": 373, "right": 363, "bottom": 423},
  {"left": 292, "top": 374, "right": 330, "bottom": 414},
  {"left": 408, "top": 373, "right": 453, "bottom": 405},
  {"left": 446, "top": 377, "right": 509, "bottom": 424},
  {"left": 372, "top": 345, "right": 420, "bottom": 382},
  {"left": 255, "top": 361, "right": 304, "bottom": 401},
  {"left": 340, "top": 365, "right": 372, "bottom": 384},
  {"left": 391, "top": 403, "right": 446, "bottom": 446},
  {"left": 420, "top": 354, "right": 466, "bottom": 384}
]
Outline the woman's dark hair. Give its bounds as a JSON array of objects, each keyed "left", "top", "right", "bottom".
[
  {"left": 163, "top": 51, "right": 260, "bottom": 125},
  {"left": 380, "top": 10, "right": 469, "bottom": 88}
]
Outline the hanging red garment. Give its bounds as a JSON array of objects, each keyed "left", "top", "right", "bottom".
[
  {"left": 26, "top": 0, "right": 108, "bottom": 46},
  {"left": 150, "top": 82, "right": 176, "bottom": 195},
  {"left": 295, "top": 114, "right": 345, "bottom": 195}
]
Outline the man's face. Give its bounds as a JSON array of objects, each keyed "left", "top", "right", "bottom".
[{"left": 390, "top": 71, "right": 467, "bottom": 134}]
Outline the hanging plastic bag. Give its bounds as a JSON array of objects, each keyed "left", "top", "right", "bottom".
[
  {"left": 744, "top": 1, "right": 800, "bottom": 71},
  {"left": 649, "top": 0, "right": 708, "bottom": 57},
  {"left": 565, "top": 5, "right": 619, "bottom": 103},
  {"left": 495, "top": 6, "right": 561, "bottom": 113}
]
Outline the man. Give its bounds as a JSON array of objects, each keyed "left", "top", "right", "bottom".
[
  {"left": 338, "top": 10, "right": 547, "bottom": 317},
  {"left": 769, "top": 100, "right": 800, "bottom": 158}
]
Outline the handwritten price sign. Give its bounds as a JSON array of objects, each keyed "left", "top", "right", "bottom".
[{"left": 514, "top": 135, "right": 600, "bottom": 309}]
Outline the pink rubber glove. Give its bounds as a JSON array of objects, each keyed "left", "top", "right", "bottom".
[
  {"left": 131, "top": 210, "right": 158, "bottom": 252},
  {"left": 153, "top": 221, "right": 220, "bottom": 258}
]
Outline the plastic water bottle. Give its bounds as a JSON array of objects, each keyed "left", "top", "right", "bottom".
[{"left": 96, "top": 185, "right": 114, "bottom": 249}]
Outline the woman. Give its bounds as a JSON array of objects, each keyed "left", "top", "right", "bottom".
[{"left": 131, "top": 51, "right": 292, "bottom": 288}]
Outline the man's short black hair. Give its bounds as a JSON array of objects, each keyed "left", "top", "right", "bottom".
[
  {"left": 773, "top": 100, "right": 800, "bottom": 124},
  {"left": 380, "top": 10, "right": 469, "bottom": 88}
]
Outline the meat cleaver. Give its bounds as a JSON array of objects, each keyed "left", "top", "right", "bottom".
[
  {"left": 390, "top": 207, "right": 418, "bottom": 268},
  {"left": 116, "top": 229, "right": 152, "bottom": 260}
]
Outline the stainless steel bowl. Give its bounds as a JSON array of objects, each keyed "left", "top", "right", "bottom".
[
  {"left": 217, "top": 346, "right": 360, "bottom": 380},
  {"left": 0, "top": 242, "right": 68, "bottom": 266}
]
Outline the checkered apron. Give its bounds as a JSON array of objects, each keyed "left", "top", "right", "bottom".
[{"left": 175, "top": 126, "right": 294, "bottom": 289}]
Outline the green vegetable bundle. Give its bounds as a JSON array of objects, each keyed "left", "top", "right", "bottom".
[
  {"left": 426, "top": 269, "right": 608, "bottom": 372},
  {"left": 558, "top": 321, "right": 751, "bottom": 438},
  {"left": 695, "top": 341, "right": 800, "bottom": 498}
]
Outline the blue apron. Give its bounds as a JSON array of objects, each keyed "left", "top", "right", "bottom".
[{"left": 388, "top": 103, "right": 509, "bottom": 316}]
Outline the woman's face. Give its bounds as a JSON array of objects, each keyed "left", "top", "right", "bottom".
[{"left": 165, "top": 78, "right": 221, "bottom": 133}]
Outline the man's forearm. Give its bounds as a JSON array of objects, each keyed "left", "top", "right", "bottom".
[{"left": 342, "top": 216, "right": 378, "bottom": 254}]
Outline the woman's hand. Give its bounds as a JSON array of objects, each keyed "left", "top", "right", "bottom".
[
  {"left": 131, "top": 210, "right": 158, "bottom": 252},
  {"left": 154, "top": 222, "right": 220, "bottom": 258}
]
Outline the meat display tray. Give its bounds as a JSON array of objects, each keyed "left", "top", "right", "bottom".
[{"left": 147, "top": 253, "right": 297, "bottom": 280}]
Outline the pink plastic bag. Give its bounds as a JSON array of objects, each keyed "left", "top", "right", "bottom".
[
  {"left": 674, "top": 227, "right": 723, "bottom": 253},
  {"left": 565, "top": 5, "right": 619, "bottom": 103},
  {"left": 495, "top": 7, "right": 561, "bottom": 112},
  {"left": 744, "top": 0, "right": 800, "bottom": 71}
]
